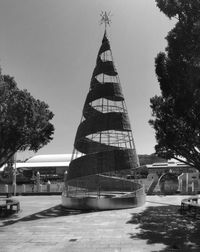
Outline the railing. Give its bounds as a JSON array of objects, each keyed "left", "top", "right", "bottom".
[{"left": 0, "top": 182, "right": 64, "bottom": 194}]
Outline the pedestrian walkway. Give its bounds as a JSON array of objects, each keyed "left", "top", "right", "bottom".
[{"left": 0, "top": 195, "right": 200, "bottom": 251}]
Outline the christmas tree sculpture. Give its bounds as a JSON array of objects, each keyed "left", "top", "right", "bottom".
[{"left": 62, "top": 12, "right": 145, "bottom": 210}]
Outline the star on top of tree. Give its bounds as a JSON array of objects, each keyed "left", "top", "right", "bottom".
[{"left": 100, "top": 11, "right": 112, "bottom": 31}]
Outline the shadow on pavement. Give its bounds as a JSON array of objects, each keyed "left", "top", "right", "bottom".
[
  {"left": 127, "top": 204, "right": 200, "bottom": 251},
  {"left": 0, "top": 205, "right": 92, "bottom": 227}
]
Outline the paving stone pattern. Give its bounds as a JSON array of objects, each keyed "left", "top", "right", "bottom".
[{"left": 0, "top": 195, "right": 199, "bottom": 252}]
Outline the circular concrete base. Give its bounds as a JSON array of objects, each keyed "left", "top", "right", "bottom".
[{"left": 62, "top": 191, "right": 146, "bottom": 210}]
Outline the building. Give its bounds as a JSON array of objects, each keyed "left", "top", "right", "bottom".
[
  {"left": 0, "top": 154, "right": 72, "bottom": 184},
  {"left": 146, "top": 160, "right": 198, "bottom": 176}
]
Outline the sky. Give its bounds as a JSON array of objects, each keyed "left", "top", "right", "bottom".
[{"left": 0, "top": 0, "right": 176, "bottom": 160}]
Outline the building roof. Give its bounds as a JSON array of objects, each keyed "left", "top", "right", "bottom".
[
  {"left": 16, "top": 154, "right": 74, "bottom": 170},
  {"left": 26, "top": 154, "right": 72, "bottom": 163},
  {"left": 16, "top": 161, "right": 69, "bottom": 169},
  {"left": 146, "top": 161, "right": 192, "bottom": 169},
  {"left": 0, "top": 154, "right": 73, "bottom": 172}
]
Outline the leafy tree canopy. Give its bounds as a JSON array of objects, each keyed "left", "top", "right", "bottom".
[
  {"left": 150, "top": 0, "right": 200, "bottom": 169},
  {"left": 0, "top": 69, "right": 54, "bottom": 167}
]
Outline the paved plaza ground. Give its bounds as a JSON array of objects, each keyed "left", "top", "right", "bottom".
[{"left": 0, "top": 195, "right": 200, "bottom": 252}]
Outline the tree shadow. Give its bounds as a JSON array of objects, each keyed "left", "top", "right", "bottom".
[
  {"left": 0, "top": 205, "right": 92, "bottom": 227},
  {"left": 127, "top": 204, "right": 200, "bottom": 251}
]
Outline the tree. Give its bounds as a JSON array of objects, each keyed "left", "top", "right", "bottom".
[
  {"left": 0, "top": 69, "right": 54, "bottom": 168},
  {"left": 149, "top": 0, "right": 200, "bottom": 169}
]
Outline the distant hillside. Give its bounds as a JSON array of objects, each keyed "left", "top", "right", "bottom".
[{"left": 138, "top": 154, "right": 167, "bottom": 166}]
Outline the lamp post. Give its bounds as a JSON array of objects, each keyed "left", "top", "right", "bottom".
[{"left": 12, "top": 153, "right": 17, "bottom": 196}]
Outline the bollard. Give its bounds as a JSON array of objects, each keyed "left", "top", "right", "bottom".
[
  {"left": 179, "top": 179, "right": 182, "bottom": 193},
  {"left": 64, "top": 171, "right": 68, "bottom": 183},
  {"left": 58, "top": 184, "right": 61, "bottom": 192},
  {"left": 186, "top": 173, "right": 189, "bottom": 194},
  {"left": 4, "top": 184, "right": 8, "bottom": 194},
  {"left": 47, "top": 180, "right": 51, "bottom": 192},
  {"left": 191, "top": 181, "right": 195, "bottom": 194},
  {"left": 13, "top": 183, "right": 16, "bottom": 196},
  {"left": 64, "top": 171, "right": 68, "bottom": 195},
  {"left": 22, "top": 184, "right": 26, "bottom": 193},
  {"left": 39, "top": 184, "right": 42, "bottom": 192},
  {"left": 31, "top": 184, "right": 34, "bottom": 193},
  {"left": 36, "top": 183, "right": 42, "bottom": 192},
  {"left": 36, "top": 171, "right": 41, "bottom": 192}
]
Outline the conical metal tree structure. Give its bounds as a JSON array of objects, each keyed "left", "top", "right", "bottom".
[{"left": 62, "top": 31, "right": 145, "bottom": 210}]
